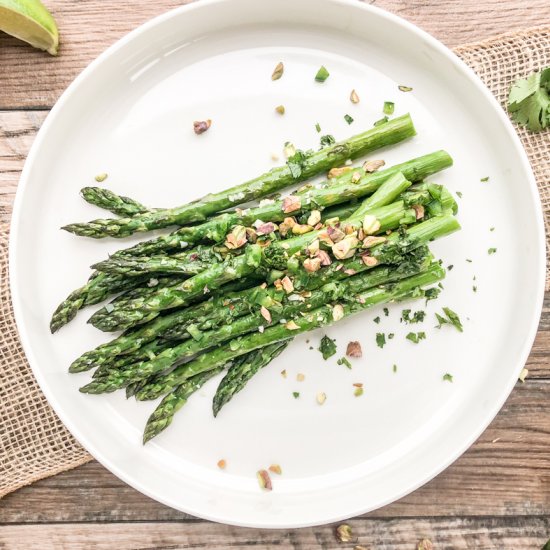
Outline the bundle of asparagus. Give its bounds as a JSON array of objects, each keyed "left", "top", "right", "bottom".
[{"left": 52, "top": 114, "right": 460, "bottom": 442}]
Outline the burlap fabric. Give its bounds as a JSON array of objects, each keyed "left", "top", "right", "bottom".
[{"left": 1, "top": 26, "right": 549, "bottom": 498}]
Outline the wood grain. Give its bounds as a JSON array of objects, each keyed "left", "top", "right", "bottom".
[
  {"left": 1, "top": 517, "right": 549, "bottom": 549},
  {"left": 2, "top": 381, "right": 550, "bottom": 524},
  {"left": 0, "top": 0, "right": 549, "bottom": 109},
  {"left": 1, "top": 1, "right": 549, "bottom": 547}
]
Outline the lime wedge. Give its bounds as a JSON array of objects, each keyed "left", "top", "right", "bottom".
[{"left": 0, "top": 0, "right": 58, "bottom": 55}]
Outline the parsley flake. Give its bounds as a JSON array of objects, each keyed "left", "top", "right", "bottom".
[
  {"left": 319, "top": 335, "right": 337, "bottom": 360},
  {"left": 488, "top": 247, "right": 497, "bottom": 255},
  {"left": 344, "top": 114, "right": 354, "bottom": 125},
  {"left": 292, "top": 391, "right": 300, "bottom": 399},
  {"left": 376, "top": 333, "right": 386, "bottom": 348},
  {"left": 373, "top": 316, "right": 381, "bottom": 324},
  {"left": 319, "top": 134, "right": 336, "bottom": 148},
  {"left": 480, "top": 176, "right": 490, "bottom": 182},
  {"left": 337, "top": 356, "right": 352, "bottom": 369},
  {"left": 383, "top": 307, "right": 389, "bottom": 317},
  {"left": 315, "top": 122, "right": 321, "bottom": 133},
  {"left": 286, "top": 149, "right": 309, "bottom": 179},
  {"left": 443, "top": 373, "right": 454, "bottom": 382},
  {"left": 406, "top": 331, "right": 426, "bottom": 344}
]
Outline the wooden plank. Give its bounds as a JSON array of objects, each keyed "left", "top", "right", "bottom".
[
  {"left": 2, "top": 381, "right": 549, "bottom": 523},
  {"left": 1, "top": 517, "right": 549, "bottom": 549},
  {"left": 1, "top": 1, "right": 549, "bottom": 109}
]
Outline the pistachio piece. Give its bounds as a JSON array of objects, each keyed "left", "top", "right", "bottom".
[
  {"left": 362, "top": 159, "right": 385, "bottom": 173},
  {"left": 350, "top": 89, "right": 360, "bottom": 104},
  {"left": 335, "top": 523, "right": 353, "bottom": 543},
  {"left": 307, "top": 239, "right": 320, "bottom": 257},
  {"left": 292, "top": 223, "right": 314, "bottom": 235},
  {"left": 307, "top": 209, "right": 321, "bottom": 226},
  {"left": 271, "top": 61, "right": 284, "bottom": 81},
  {"left": 362, "top": 215, "right": 381, "bottom": 235},
  {"left": 363, "top": 235, "right": 386, "bottom": 248},
  {"left": 257, "top": 469, "right": 273, "bottom": 490},
  {"left": 316, "top": 392, "right": 327, "bottom": 405},
  {"left": 327, "top": 225, "right": 346, "bottom": 243},
  {"left": 256, "top": 221, "right": 278, "bottom": 235},
  {"left": 193, "top": 119, "right": 212, "bottom": 135},
  {"left": 328, "top": 166, "right": 352, "bottom": 179},
  {"left": 275, "top": 105, "right": 285, "bottom": 115},
  {"left": 303, "top": 257, "right": 322, "bottom": 272},
  {"left": 317, "top": 250, "right": 332, "bottom": 266},
  {"left": 279, "top": 217, "right": 296, "bottom": 236},
  {"left": 351, "top": 171, "right": 362, "bottom": 183},
  {"left": 332, "top": 304, "right": 344, "bottom": 321},
  {"left": 285, "top": 320, "right": 300, "bottom": 330},
  {"left": 281, "top": 276, "right": 294, "bottom": 293},
  {"left": 282, "top": 195, "right": 301, "bottom": 214},
  {"left": 260, "top": 306, "right": 272, "bottom": 324},
  {"left": 217, "top": 459, "right": 226, "bottom": 469},
  {"left": 332, "top": 235, "right": 359, "bottom": 260},
  {"left": 361, "top": 253, "right": 378, "bottom": 267},
  {"left": 412, "top": 204, "right": 425, "bottom": 219},
  {"left": 346, "top": 341, "right": 363, "bottom": 358},
  {"left": 268, "top": 464, "right": 282, "bottom": 475},
  {"left": 225, "top": 225, "right": 248, "bottom": 249}
]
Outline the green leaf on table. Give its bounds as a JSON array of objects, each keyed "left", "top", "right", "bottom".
[{"left": 508, "top": 67, "right": 550, "bottom": 132}]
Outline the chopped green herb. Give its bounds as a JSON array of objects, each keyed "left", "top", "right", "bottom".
[
  {"left": 95, "top": 173, "right": 108, "bottom": 183},
  {"left": 319, "top": 335, "right": 337, "bottom": 360},
  {"left": 442, "top": 307, "right": 463, "bottom": 332},
  {"left": 373, "top": 116, "right": 389, "bottom": 127},
  {"left": 315, "top": 122, "right": 321, "bottom": 133},
  {"left": 473, "top": 285, "right": 477, "bottom": 293},
  {"left": 344, "top": 114, "right": 354, "bottom": 125},
  {"left": 466, "top": 258, "right": 472, "bottom": 263},
  {"left": 309, "top": 346, "right": 314, "bottom": 350},
  {"left": 337, "top": 356, "right": 352, "bottom": 369},
  {"left": 480, "top": 176, "right": 489, "bottom": 182},
  {"left": 383, "top": 101, "right": 395, "bottom": 115},
  {"left": 435, "top": 312, "right": 448, "bottom": 329},
  {"left": 437, "top": 282, "right": 444, "bottom": 290},
  {"left": 315, "top": 65, "right": 330, "bottom": 82},
  {"left": 443, "top": 373, "right": 454, "bottom": 382},
  {"left": 286, "top": 149, "right": 308, "bottom": 179},
  {"left": 456, "top": 191, "right": 463, "bottom": 198},
  {"left": 508, "top": 68, "right": 550, "bottom": 132},
  {"left": 398, "top": 85, "right": 413, "bottom": 92},
  {"left": 392, "top": 364, "right": 397, "bottom": 373},
  {"left": 373, "top": 316, "right": 381, "bottom": 324},
  {"left": 490, "top": 227, "right": 495, "bottom": 232},
  {"left": 383, "top": 307, "right": 389, "bottom": 317},
  {"left": 447, "top": 264, "right": 454, "bottom": 271},
  {"left": 292, "top": 391, "right": 300, "bottom": 399},
  {"left": 401, "top": 309, "right": 426, "bottom": 324},
  {"left": 376, "top": 333, "right": 386, "bottom": 348},
  {"left": 354, "top": 387, "right": 364, "bottom": 397},
  {"left": 488, "top": 247, "right": 497, "bottom": 255},
  {"left": 388, "top": 333, "right": 395, "bottom": 340},
  {"left": 319, "top": 134, "right": 336, "bottom": 148},
  {"left": 406, "top": 331, "right": 426, "bottom": 344},
  {"left": 424, "top": 287, "right": 441, "bottom": 303}
]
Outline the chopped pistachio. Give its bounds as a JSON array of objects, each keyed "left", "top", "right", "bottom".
[
  {"left": 94, "top": 172, "right": 108, "bottom": 183},
  {"left": 307, "top": 209, "right": 321, "bottom": 226},
  {"left": 193, "top": 119, "right": 211, "bottom": 134},
  {"left": 351, "top": 171, "right": 362, "bottom": 183},
  {"left": 350, "top": 89, "right": 360, "bottom": 103},
  {"left": 398, "top": 85, "right": 413, "bottom": 92},
  {"left": 292, "top": 223, "right": 314, "bottom": 235},
  {"left": 303, "top": 257, "right": 322, "bottom": 272},
  {"left": 363, "top": 159, "right": 385, "bottom": 173},
  {"left": 354, "top": 386, "right": 364, "bottom": 397},
  {"left": 361, "top": 253, "right": 378, "bottom": 267},
  {"left": 363, "top": 235, "right": 386, "bottom": 248},
  {"left": 315, "top": 65, "right": 330, "bottom": 82},
  {"left": 275, "top": 105, "right": 285, "bottom": 115},
  {"left": 271, "top": 153, "right": 280, "bottom": 161},
  {"left": 315, "top": 122, "right": 321, "bottom": 133},
  {"left": 217, "top": 459, "right": 226, "bottom": 469},
  {"left": 488, "top": 247, "right": 497, "bottom": 254},
  {"left": 268, "top": 464, "right": 282, "bottom": 475},
  {"left": 281, "top": 369, "right": 287, "bottom": 378},
  {"left": 317, "top": 249, "right": 332, "bottom": 266},
  {"left": 282, "top": 195, "right": 301, "bottom": 213},
  {"left": 225, "top": 225, "right": 248, "bottom": 249},
  {"left": 362, "top": 214, "right": 381, "bottom": 235},
  {"left": 383, "top": 101, "right": 395, "bottom": 115},
  {"left": 256, "top": 469, "right": 272, "bottom": 491},
  {"left": 283, "top": 142, "right": 296, "bottom": 158},
  {"left": 519, "top": 367, "right": 528, "bottom": 382},
  {"left": 316, "top": 392, "right": 327, "bottom": 405},
  {"left": 332, "top": 304, "right": 345, "bottom": 321},
  {"left": 260, "top": 306, "right": 272, "bottom": 324},
  {"left": 328, "top": 166, "right": 352, "bottom": 179},
  {"left": 285, "top": 320, "right": 300, "bottom": 330},
  {"left": 443, "top": 373, "right": 454, "bottom": 382},
  {"left": 281, "top": 276, "right": 294, "bottom": 293},
  {"left": 296, "top": 373, "right": 305, "bottom": 382},
  {"left": 335, "top": 524, "right": 353, "bottom": 543},
  {"left": 271, "top": 61, "right": 284, "bottom": 81}
]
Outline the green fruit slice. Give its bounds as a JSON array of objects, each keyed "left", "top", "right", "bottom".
[{"left": 0, "top": 0, "right": 59, "bottom": 55}]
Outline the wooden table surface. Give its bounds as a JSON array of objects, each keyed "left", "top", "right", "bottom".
[{"left": 1, "top": 1, "right": 549, "bottom": 548}]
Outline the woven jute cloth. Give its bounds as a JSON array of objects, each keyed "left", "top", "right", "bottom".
[{"left": 1, "top": 26, "right": 549, "bottom": 499}]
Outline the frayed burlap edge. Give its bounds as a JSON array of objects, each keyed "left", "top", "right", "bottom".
[{"left": 1, "top": 26, "right": 549, "bottom": 499}]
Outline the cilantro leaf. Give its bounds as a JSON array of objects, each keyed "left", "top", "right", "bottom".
[
  {"left": 443, "top": 373, "right": 454, "bottom": 382},
  {"left": 508, "top": 67, "right": 550, "bottom": 132},
  {"left": 286, "top": 149, "right": 308, "bottom": 179},
  {"left": 376, "top": 333, "right": 386, "bottom": 348}
]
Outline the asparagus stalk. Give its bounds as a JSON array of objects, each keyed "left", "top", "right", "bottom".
[
  {"left": 87, "top": 173, "right": 411, "bottom": 332},
  {"left": 79, "top": 252, "right": 434, "bottom": 394},
  {"left": 101, "top": 149, "right": 452, "bottom": 260},
  {"left": 143, "top": 342, "right": 290, "bottom": 442},
  {"left": 142, "top": 366, "right": 227, "bottom": 443},
  {"left": 62, "top": 115, "right": 416, "bottom": 238},
  {"left": 81, "top": 187, "right": 150, "bottom": 217},
  {"left": 134, "top": 264, "right": 446, "bottom": 401},
  {"left": 211, "top": 341, "right": 290, "bottom": 418}
]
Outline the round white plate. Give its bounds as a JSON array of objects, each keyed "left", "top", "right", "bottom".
[{"left": 10, "top": 0, "right": 545, "bottom": 528}]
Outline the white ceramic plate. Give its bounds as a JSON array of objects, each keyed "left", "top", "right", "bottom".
[{"left": 10, "top": 0, "right": 545, "bottom": 528}]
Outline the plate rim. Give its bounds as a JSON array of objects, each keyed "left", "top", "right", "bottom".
[{"left": 9, "top": 0, "right": 546, "bottom": 528}]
